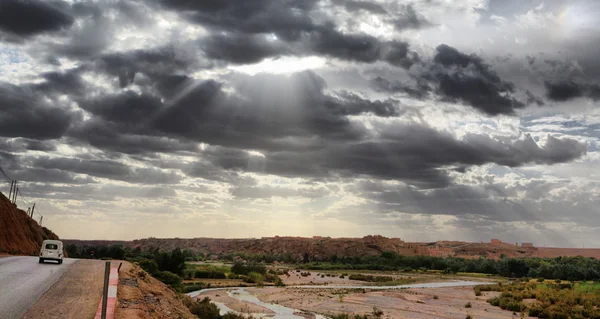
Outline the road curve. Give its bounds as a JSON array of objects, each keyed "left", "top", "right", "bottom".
[{"left": 0, "top": 256, "right": 77, "bottom": 319}]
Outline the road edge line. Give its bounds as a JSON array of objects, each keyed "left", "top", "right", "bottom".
[{"left": 94, "top": 265, "right": 118, "bottom": 319}]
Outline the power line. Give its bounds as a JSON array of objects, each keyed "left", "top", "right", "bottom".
[
  {"left": 17, "top": 188, "right": 33, "bottom": 206},
  {"left": 0, "top": 165, "right": 13, "bottom": 182}
]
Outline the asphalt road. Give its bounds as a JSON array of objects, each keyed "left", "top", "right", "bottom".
[{"left": 0, "top": 256, "right": 76, "bottom": 319}]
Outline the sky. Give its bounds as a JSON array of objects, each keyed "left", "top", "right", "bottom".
[{"left": 0, "top": 0, "right": 599, "bottom": 246}]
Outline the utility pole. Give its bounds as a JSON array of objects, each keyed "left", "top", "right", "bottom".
[
  {"left": 12, "top": 182, "right": 18, "bottom": 204},
  {"left": 39, "top": 216, "right": 43, "bottom": 226},
  {"left": 9, "top": 181, "right": 14, "bottom": 200},
  {"left": 31, "top": 203, "right": 35, "bottom": 218},
  {"left": 27, "top": 207, "right": 30, "bottom": 216}
]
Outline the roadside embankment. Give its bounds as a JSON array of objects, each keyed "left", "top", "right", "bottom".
[{"left": 116, "top": 261, "right": 196, "bottom": 319}]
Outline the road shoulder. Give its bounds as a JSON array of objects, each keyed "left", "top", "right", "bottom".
[{"left": 22, "top": 259, "right": 105, "bottom": 319}]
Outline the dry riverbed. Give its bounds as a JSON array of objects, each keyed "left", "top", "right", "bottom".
[{"left": 247, "top": 286, "right": 532, "bottom": 319}]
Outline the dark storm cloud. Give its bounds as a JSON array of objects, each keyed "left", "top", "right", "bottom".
[
  {"left": 79, "top": 91, "right": 163, "bottom": 124},
  {"left": 431, "top": 44, "right": 524, "bottom": 115},
  {"left": 34, "top": 69, "right": 87, "bottom": 96},
  {"left": 192, "top": 124, "right": 586, "bottom": 188},
  {"left": 299, "top": 27, "right": 419, "bottom": 67},
  {"left": 0, "top": 83, "right": 82, "bottom": 140},
  {"left": 94, "top": 46, "right": 209, "bottom": 89},
  {"left": 545, "top": 81, "right": 600, "bottom": 102},
  {"left": 67, "top": 119, "right": 200, "bottom": 155},
  {"left": 161, "top": 0, "right": 420, "bottom": 67},
  {"left": 0, "top": 0, "right": 73, "bottom": 38},
  {"left": 32, "top": 157, "right": 182, "bottom": 184},
  {"left": 159, "top": 0, "right": 320, "bottom": 39},
  {"left": 374, "top": 44, "right": 526, "bottom": 115},
  {"left": 202, "top": 33, "right": 290, "bottom": 64}
]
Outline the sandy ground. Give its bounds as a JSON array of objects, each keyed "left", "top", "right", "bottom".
[
  {"left": 116, "top": 262, "right": 196, "bottom": 319},
  {"left": 201, "top": 290, "right": 275, "bottom": 314},
  {"left": 22, "top": 259, "right": 105, "bottom": 319},
  {"left": 246, "top": 286, "right": 534, "bottom": 319}
]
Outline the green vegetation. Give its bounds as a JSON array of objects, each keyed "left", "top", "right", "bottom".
[
  {"left": 231, "top": 262, "right": 267, "bottom": 276},
  {"left": 478, "top": 281, "right": 600, "bottom": 318},
  {"left": 300, "top": 254, "right": 600, "bottom": 281}
]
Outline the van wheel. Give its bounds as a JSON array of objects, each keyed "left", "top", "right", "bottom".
[
  {"left": 58, "top": 259, "right": 63, "bottom": 265},
  {"left": 39, "top": 258, "right": 44, "bottom": 264}
]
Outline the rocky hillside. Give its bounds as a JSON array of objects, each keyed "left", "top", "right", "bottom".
[
  {"left": 63, "top": 236, "right": 600, "bottom": 261},
  {"left": 65, "top": 235, "right": 416, "bottom": 260},
  {"left": 0, "top": 192, "right": 61, "bottom": 255}
]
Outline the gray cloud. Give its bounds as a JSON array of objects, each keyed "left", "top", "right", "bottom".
[
  {"left": 373, "top": 44, "right": 528, "bottom": 115},
  {"left": 202, "top": 33, "right": 291, "bottom": 64},
  {"left": 32, "top": 157, "right": 182, "bottom": 184},
  {"left": 388, "top": 4, "right": 432, "bottom": 31},
  {"left": 0, "top": 138, "right": 56, "bottom": 153},
  {"left": 0, "top": 83, "right": 82, "bottom": 140},
  {"left": 545, "top": 81, "right": 600, "bottom": 102},
  {"left": 0, "top": 0, "right": 73, "bottom": 38},
  {"left": 191, "top": 124, "right": 586, "bottom": 188}
]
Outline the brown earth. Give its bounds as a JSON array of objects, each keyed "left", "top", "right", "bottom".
[
  {"left": 116, "top": 261, "right": 196, "bottom": 319},
  {"left": 0, "top": 192, "right": 61, "bottom": 256},
  {"left": 245, "top": 286, "right": 535, "bottom": 319},
  {"left": 65, "top": 235, "right": 600, "bottom": 261},
  {"left": 22, "top": 260, "right": 104, "bottom": 319}
]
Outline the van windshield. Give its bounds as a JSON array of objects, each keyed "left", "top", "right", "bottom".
[{"left": 45, "top": 244, "right": 58, "bottom": 250}]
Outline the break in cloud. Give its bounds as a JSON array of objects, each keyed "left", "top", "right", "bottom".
[{"left": 0, "top": 0, "right": 599, "bottom": 246}]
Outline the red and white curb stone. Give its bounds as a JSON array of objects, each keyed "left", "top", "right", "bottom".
[{"left": 94, "top": 266, "right": 118, "bottom": 319}]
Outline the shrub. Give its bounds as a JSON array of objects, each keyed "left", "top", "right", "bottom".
[
  {"left": 537, "top": 278, "right": 545, "bottom": 282},
  {"left": 157, "top": 271, "right": 182, "bottom": 289},
  {"left": 231, "top": 262, "right": 266, "bottom": 275},
  {"left": 433, "top": 295, "right": 439, "bottom": 300},
  {"left": 138, "top": 259, "right": 159, "bottom": 275},
  {"left": 372, "top": 307, "right": 384, "bottom": 318},
  {"left": 465, "top": 302, "right": 472, "bottom": 308},
  {"left": 187, "top": 297, "right": 221, "bottom": 319},
  {"left": 244, "top": 272, "right": 265, "bottom": 285}
]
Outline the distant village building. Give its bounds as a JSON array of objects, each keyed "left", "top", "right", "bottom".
[
  {"left": 521, "top": 243, "right": 534, "bottom": 248},
  {"left": 491, "top": 239, "right": 502, "bottom": 245}
]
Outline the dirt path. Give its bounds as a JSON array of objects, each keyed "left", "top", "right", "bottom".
[{"left": 22, "top": 259, "right": 105, "bottom": 319}]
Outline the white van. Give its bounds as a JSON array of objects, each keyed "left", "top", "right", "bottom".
[{"left": 39, "top": 240, "right": 64, "bottom": 264}]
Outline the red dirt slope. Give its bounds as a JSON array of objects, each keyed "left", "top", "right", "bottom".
[{"left": 0, "top": 192, "right": 61, "bottom": 255}]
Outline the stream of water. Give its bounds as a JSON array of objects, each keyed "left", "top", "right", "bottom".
[{"left": 187, "top": 280, "right": 491, "bottom": 319}]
